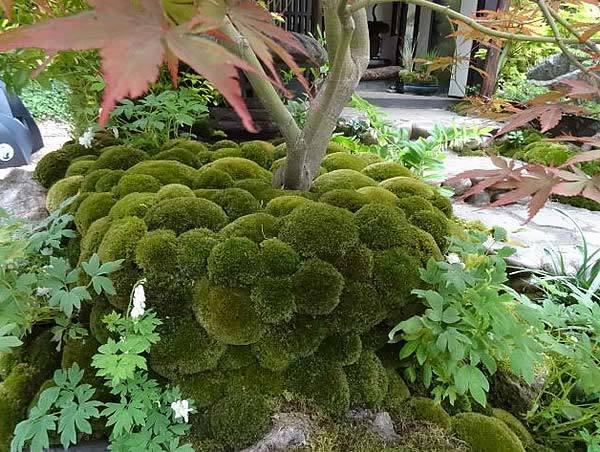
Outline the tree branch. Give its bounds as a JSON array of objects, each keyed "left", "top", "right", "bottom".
[
  {"left": 546, "top": 3, "right": 600, "bottom": 54},
  {"left": 347, "top": 0, "right": 600, "bottom": 45}
]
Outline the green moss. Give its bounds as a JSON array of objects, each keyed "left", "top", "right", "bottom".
[
  {"left": 331, "top": 281, "right": 387, "bottom": 334},
  {"left": 326, "top": 142, "right": 350, "bottom": 154},
  {"left": 408, "top": 397, "right": 452, "bottom": 429},
  {"left": 34, "top": 150, "right": 74, "bottom": 188},
  {"left": 396, "top": 195, "right": 435, "bottom": 218},
  {"left": 265, "top": 195, "right": 314, "bottom": 217},
  {"left": 334, "top": 245, "right": 373, "bottom": 281},
  {"left": 260, "top": 238, "right": 300, "bottom": 276},
  {"left": 94, "top": 169, "right": 124, "bottom": 192},
  {"left": 162, "top": 138, "right": 209, "bottom": 154},
  {"left": 312, "top": 169, "right": 378, "bottom": 194},
  {"left": 212, "top": 147, "right": 243, "bottom": 160},
  {"left": 196, "top": 150, "right": 215, "bottom": 166},
  {"left": 92, "top": 145, "right": 147, "bottom": 170},
  {"left": 135, "top": 229, "right": 180, "bottom": 273},
  {"left": 193, "top": 279, "right": 266, "bottom": 345},
  {"left": 293, "top": 258, "right": 344, "bottom": 316},
  {"left": 319, "top": 189, "right": 368, "bottom": 212},
  {"left": 250, "top": 276, "right": 296, "bottom": 324},
  {"left": 354, "top": 203, "right": 410, "bottom": 249},
  {"left": 178, "top": 370, "right": 226, "bottom": 409},
  {"left": 220, "top": 213, "right": 278, "bottom": 243},
  {"left": 154, "top": 147, "right": 201, "bottom": 168},
  {"left": 380, "top": 177, "right": 435, "bottom": 199},
  {"left": 355, "top": 153, "right": 383, "bottom": 165},
  {"left": 287, "top": 358, "right": 350, "bottom": 416},
  {"left": 555, "top": 195, "right": 600, "bottom": 211},
  {"left": 126, "top": 160, "right": 198, "bottom": 186},
  {"left": 46, "top": 175, "right": 83, "bottom": 212},
  {"left": 66, "top": 159, "right": 95, "bottom": 177},
  {"left": 80, "top": 169, "right": 112, "bottom": 192},
  {"left": 232, "top": 178, "right": 275, "bottom": 203},
  {"left": 108, "top": 192, "right": 158, "bottom": 220},
  {"left": 373, "top": 248, "right": 422, "bottom": 307},
  {"left": 177, "top": 228, "right": 220, "bottom": 279},
  {"left": 112, "top": 174, "right": 161, "bottom": 198},
  {"left": 157, "top": 183, "right": 195, "bottom": 200},
  {"left": 61, "top": 335, "right": 100, "bottom": 372},
  {"left": 273, "top": 142, "right": 287, "bottom": 160},
  {"left": 239, "top": 141, "right": 275, "bottom": 168},
  {"left": 79, "top": 217, "right": 112, "bottom": 263},
  {"left": 144, "top": 197, "right": 228, "bottom": 234},
  {"left": 316, "top": 333, "right": 362, "bottom": 366},
  {"left": 451, "top": 412, "right": 525, "bottom": 452},
  {"left": 208, "top": 390, "right": 272, "bottom": 448},
  {"left": 385, "top": 369, "right": 411, "bottom": 411},
  {"left": 410, "top": 209, "right": 450, "bottom": 252},
  {"left": 207, "top": 237, "right": 264, "bottom": 287},
  {"left": 519, "top": 142, "right": 572, "bottom": 167},
  {"left": 90, "top": 297, "right": 115, "bottom": 344},
  {"left": 196, "top": 167, "right": 235, "bottom": 189},
  {"left": 322, "top": 152, "right": 368, "bottom": 172},
  {"left": 430, "top": 193, "right": 453, "bottom": 218},
  {"left": 149, "top": 312, "right": 227, "bottom": 379},
  {"left": 278, "top": 202, "right": 359, "bottom": 260},
  {"left": 362, "top": 161, "right": 415, "bottom": 181},
  {"left": 196, "top": 188, "right": 261, "bottom": 220},
  {"left": 491, "top": 408, "right": 534, "bottom": 447},
  {"left": 210, "top": 139, "right": 239, "bottom": 150},
  {"left": 205, "top": 157, "right": 272, "bottom": 181},
  {"left": 356, "top": 186, "right": 398, "bottom": 205},
  {"left": 346, "top": 350, "right": 388, "bottom": 407},
  {"left": 75, "top": 192, "right": 116, "bottom": 234},
  {"left": 218, "top": 346, "right": 257, "bottom": 371}
]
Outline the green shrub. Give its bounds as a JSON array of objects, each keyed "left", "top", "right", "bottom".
[
  {"left": 92, "top": 145, "right": 147, "bottom": 170},
  {"left": 108, "top": 192, "right": 158, "bottom": 220},
  {"left": 144, "top": 197, "right": 228, "bottom": 234},
  {"left": 112, "top": 174, "right": 162, "bottom": 197},
  {"left": 380, "top": 176, "right": 435, "bottom": 199},
  {"left": 451, "top": 412, "right": 525, "bottom": 452},
  {"left": 90, "top": 298, "right": 115, "bottom": 344},
  {"left": 312, "top": 169, "right": 378, "bottom": 194},
  {"left": 196, "top": 167, "right": 235, "bottom": 189},
  {"left": 322, "top": 152, "right": 368, "bottom": 172},
  {"left": 46, "top": 175, "right": 83, "bottom": 212},
  {"left": 153, "top": 147, "right": 201, "bottom": 168},
  {"left": 362, "top": 161, "right": 415, "bottom": 181},
  {"left": 75, "top": 192, "right": 116, "bottom": 234},
  {"left": 156, "top": 184, "right": 195, "bottom": 200},
  {"left": 126, "top": 160, "right": 198, "bottom": 186}
]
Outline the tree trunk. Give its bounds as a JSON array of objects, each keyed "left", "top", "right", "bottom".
[{"left": 479, "top": 0, "right": 511, "bottom": 98}]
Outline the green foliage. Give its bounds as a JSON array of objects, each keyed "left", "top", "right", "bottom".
[
  {"left": 390, "top": 231, "right": 543, "bottom": 407},
  {"left": 20, "top": 80, "right": 71, "bottom": 122}
]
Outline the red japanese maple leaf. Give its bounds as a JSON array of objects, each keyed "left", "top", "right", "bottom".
[
  {"left": 560, "top": 79, "right": 600, "bottom": 100},
  {"left": 553, "top": 167, "right": 600, "bottom": 204},
  {"left": 495, "top": 103, "right": 586, "bottom": 136},
  {"left": 0, "top": 0, "right": 258, "bottom": 130}
]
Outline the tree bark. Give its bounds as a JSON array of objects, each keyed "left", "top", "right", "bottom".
[{"left": 479, "top": 0, "right": 511, "bottom": 98}]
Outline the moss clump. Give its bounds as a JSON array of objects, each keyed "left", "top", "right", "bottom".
[
  {"left": 362, "top": 161, "right": 415, "bottom": 181},
  {"left": 373, "top": 248, "right": 422, "bottom": 307},
  {"left": 273, "top": 142, "right": 287, "bottom": 159},
  {"left": 156, "top": 183, "right": 195, "bottom": 200},
  {"left": 239, "top": 141, "right": 275, "bottom": 168},
  {"left": 205, "top": 157, "right": 272, "bottom": 181},
  {"left": 80, "top": 169, "right": 112, "bottom": 192},
  {"left": 322, "top": 152, "right": 368, "bottom": 172},
  {"left": 218, "top": 346, "right": 257, "bottom": 371},
  {"left": 162, "top": 138, "right": 209, "bottom": 154},
  {"left": 385, "top": 369, "right": 411, "bottom": 411},
  {"left": 357, "top": 186, "right": 398, "bottom": 205},
  {"left": 326, "top": 142, "right": 350, "bottom": 154},
  {"left": 144, "top": 197, "right": 228, "bottom": 234},
  {"left": 34, "top": 144, "right": 97, "bottom": 188},
  {"left": 177, "top": 370, "right": 226, "bottom": 409},
  {"left": 293, "top": 258, "right": 344, "bottom": 316},
  {"left": 331, "top": 282, "right": 387, "bottom": 334},
  {"left": 149, "top": 312, "right": 227, "bottom": 379},
  {"left": 176, "top": 228, "right": 220, "bottom": 279},
  {"left": 354, "top": 203, "right": 410, "bottom": 249},
  {"left": 232, "top": 178, "right": 275, "bottom": 203},
  {"left": 334, "top": 245, "right": 373, "bottom": 281},
  {"left": 46, "top": 175, "right": 83, "bottom": 212},
  {"left": 196, "top": 167, "right": 235, "bottom": 189},
  {"left": 312, "top": 169, "right": 378, "bottom": 194},
  {"left": 212, "top": 147, "right": 243, "bottom": 160},
  {"left": 406, "top": 226, "right": 443, "bottom": 264},
  {"left": 210, "top": 139, "right": 239, "bottom": 150},
  {"left": 154, "top": 147, "right": 201, "bottom": 168},
  {"left": 407, "top": 397, "right": 452, "bottom": 429},
  {"left": 516, "top": 141, "right": 572, "bottom": 167},
  {"left": 260, "top": 238, "right": 300, "bottom": 276},
  {"left": 451, "top": 412, "right": 525, "bottom": 452},
  {"left": 431, "top": 193, "right": 453, "bottom": 218},
  {"left": 61, "top": 335, "right": 100, "bottom": 372},
  {"left": 79, "top": 217, "right": 112, "bottom": 263},
  {"left": 197, "top": 188, "right": 261, "bottom": 220},
  {"left": 66, "top": 159, "right": 95, "bottom": 177},
  {"left": 316, "top": 333, "right": 362, "bottom": 366},
  {"left": 491, "top": 408, "right": 533, "bottom": 447},
  {"left": 396, "top": 195, "right": 435, "bottom": 218},
  {"left": 220, "top": 213, "right": 278, "bottom": 243},
  {"left": 112, "top": 174, "right": 161, "bottom": 198},
  {"left": 319, "top": 189, "right": 368, "bottom": 212},
  {"left": 278, "top": 202, "right": 359, "bottom": 260},
  {"left": 346, "top": 350, "right": 388, "bottom": 407},
  {"left": 409, "top": 209, "right": 450, "bottom": 252},
  {"left": 108, "top": 192, "right": 158, "bottom": 220},
  {"left": 208, "top": 390, "right": 272, "bottom": 448},
  {"left": 94, "top": 169, "right": 125, "bottom": 192},
  {"left": 265, "top": 195, "right": 314, "bottom": 217},
  {"left": 126, "top": 160, "right": 198, "bottom": 186},
  {"left": 380, "top": 177, "right": 435, "bottom": 199},
  {"left": 90, "top": 297, "right": 115, "bottom": 344},
  {"left": 250, "top": 276, "right": 296, "bottom": 324},
  {"left": 92, "top": 145, "right": 147, "bottom": 171},
  {"left": 193, "top": 279, "right": 266, "bottom": 345},
  {"left": 135, "top": 229, "right": 180, "bottom": 273},
  {"left": 75, "top": 192, "right": 116, "bottom": 234},
  {"left": 207, "top": 237, "right": 263, "bottom": 287}
]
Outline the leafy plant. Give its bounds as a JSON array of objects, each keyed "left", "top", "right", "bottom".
[
  {"left": 390, "top": 229, "right": 544, "bottom": 407},
  {"left": 19, "top": 80, "right": 72, "bottom": 122}
]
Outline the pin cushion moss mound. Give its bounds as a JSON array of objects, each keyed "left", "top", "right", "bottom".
[{"left": 28, "top": 138, "right": 471, "bottom": 450}]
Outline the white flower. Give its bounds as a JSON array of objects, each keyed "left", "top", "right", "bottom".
[
  {"left": 111, "top": 127, "right": 119, "bottom": 138},
  {"left": 40, "top": 247, "right": 53, "bottom": 256},
  {"left": 171, "top": 399, "right": 192, "bottom": 423},
  {"left": 130, "top": 283, "right": 146, "bottom": 319},
  {"left": 36, "top": 287, "right": 50, "bottom": 297},
  {"left": 78, "top": 127, "right": 95, "bottom": 149},
  {"left": 446, "top": 253, "right": 465, "bottom": 268}
]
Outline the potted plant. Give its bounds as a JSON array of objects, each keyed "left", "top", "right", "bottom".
[{"left": 396, "top": 68, "right": 439, "bottom": 95}]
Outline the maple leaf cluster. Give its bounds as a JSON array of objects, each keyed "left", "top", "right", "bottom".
[{"left": 0, "top": 0, "right": 308, "bottom": 131}]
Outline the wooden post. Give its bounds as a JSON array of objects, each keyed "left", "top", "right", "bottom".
[{"left": 479, "top": 0, "right": 511, "bottom": 98}]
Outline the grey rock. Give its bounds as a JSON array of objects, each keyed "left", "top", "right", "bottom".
[
  {"left": 0, "top": 168, "right": 47, "bottom": 220},
  {"left": 488, "top": 369, "right": 547, "bottom": 416},
  {"left": 527, "top": 53, "right": 577, "bottom": 81},
  {"left": 465, "top": 190, "right": 491, "bottom": 207},
  {"left": 442, "top": 178, "right": 472, "bottom": 197},
  {"left": 347, "top": 409, "right": 400, "bottom": 443},
  {"left": 243, "top": 413, "right": 311, "bottom": 452}
]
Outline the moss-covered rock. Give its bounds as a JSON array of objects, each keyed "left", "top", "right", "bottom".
[
  {"left": 491, "top": 408, "right": 534, "bottom": 448},
  {"left": 135, "top": 229, "right": 180, "bottom": 274},
  {"left": 205, "top": 157, "right": 272, "bottom": 181},
  {"left": 407, "top": 397, "right": 452, "bottom": 429},
  {"left": 156, "top": 183, "right": 195, "bottom": 200},
  {"left": 46, "top": 175, "right": 83, "bottom": 212},
  {"left": 362, "top": 161, "right": 415, "bottom": 181},
  {"left": 112, "top": 174, "right": 162, "bottom": 198},
  {"left": 431, "top": 193, "right": 453, "bottom": 218},
  {"left": 250, "top": 276, "right": 296, "bottom": 324},
  {"left": 34, "top": 144, "right": 96, "bottom": 188},
  {"left": 92, "top": 145, "right": 147, "bottom": 171},
  {"left": 210, "top": 139, "right": 239, "bottom": 150},
  {"left": 212, "top": 147, "right": 243, "bottom": 160},
  {"left": 334, "top": 244, "right": 373, "bottom": 282},
  {"left": 207, "top": 237, "right": 263, "bottom": 287},
  {"left": 177, "top": 228, "right": 220, "bottom": 279},
  {"left": 260, "top": 238, "right": 300, "bottom": 276},
  {"left": 108, "top": 192, "right": 158, "bottom": 220},
  {"left": 293, "top": 258, "right": 344, "bottom": 316},
  {"left": 354, "top": 203, "right": 410, "bottom": 250},
  {"left": 197, "top": 188, "right": 261, "bottom": 220},
  {"left": 66, "top": 159, "right": 95, "bottom": 177},
  {"left": 373, "top": 248, "right": 422, "bottom": 307},
  {"left": 322, "top": 152, "right": 368, "bottom": 172},
  {"left": 331, "top": 281, "right": 387, "bottom": 334},
  {"left": 126, "top": 160, "right": 198, "bottom": 186},
  {"left": 90, "top": 297, "right": 115, "bottom": 344},
  {"left": 94, "top": 169, "right": 124, "bottom": 192},
  {"left": 75, "top": 192, "right": 116, "bottom": 234},
  {"left": 319, "top": 189, "right": 368, "bottom": 212},
  {"left": 409, "top": 209, "right": 450, "bottom": 252},
  {"left": 385, "top": 368, "right": 411, "bottom": 411},
  {"left": 196, "top": 167, "right": 235, "bottom": 189},
  {"left": 239, "top": 140, "right": 275, "bottom": 168},
  {"left": 144, "top": 197, "right": 228, "bottom": 234},
  {"left": 312, "top": 169, "right": 378, "bottom": 194},
  {"left": 316, "top": 333, "right": 362, "bottom": 366},
  {"left": 346, "top": 350, "right": 388, "bottom": 407},
  {"left": 79, "top": 217, "right": 112, "bottom": 263},
  {"left": 357, "top": 186, "right": 398, "bottom": 205},
  {"left": 396, "top": 195, "right": 435, "bottom": 218},
  {"left": 80, "top": 169, "right": 112, "bottom": 192},
  {"left": 380, "top": 176, "right": 435, "bottom": 199},
  {"left": 265, "top": 195, "right": 314, "bottom": 217},
  {"left": 220, "top": 213, "right": 278, "bottom": 243},
  {"left": 154, "top": 147, "right": 201, "bottom": 168},
  {"left": 451, "top": 412, "right": 525, "bottom": 452},
  {"left": 162, "top": 138, "right": 209, "bottom": 154}
]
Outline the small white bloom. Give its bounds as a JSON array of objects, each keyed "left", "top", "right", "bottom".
[
  {"left": 131, "top": 283, "right": 146, "bottom": 319},
  {"left": 446, "top": 253, "right": 461, "bottom": 264},
  {"left": 171, "top": 399, "right": 192, "bottom": 423},
  {"left": 79, "top": 127, "right": 95, "bottom": 149},
  {"left": 111, "top": 127, "right": 119, "bottom": 138},
  {"left": 36, "top": 287, "right": 51, "bottom": 297},
  {"left": 40, "top": 247, "right": 53, "bottom": 256}
]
